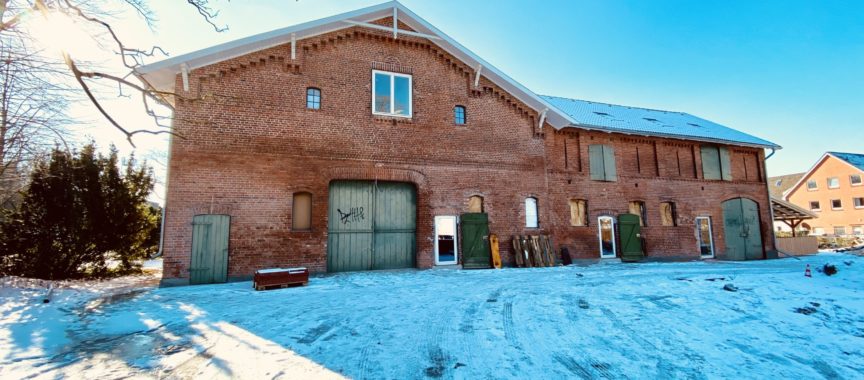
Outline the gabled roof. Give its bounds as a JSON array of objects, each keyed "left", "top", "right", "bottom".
[
  {"left": 783, "top": 151, "right": 864, "bottom": 200},
  {"left": 135, "top": 1, "right": 779, "bottom": 150},
  {"left": 827, "top": 152, "right": 864, "bottom": 172},
  {"left": 135, "top": 1, "right": 575, "bottom": 129},
  {"left": 540, "top": 95, "right": 780, "bottom": 149},
  {"left": 767, "top": 172, "right": 804, "bottom": 198}
]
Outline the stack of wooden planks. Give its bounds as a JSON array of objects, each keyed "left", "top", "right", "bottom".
[{"left": 511, "top": 235, "right": 557, "bottom": 268}]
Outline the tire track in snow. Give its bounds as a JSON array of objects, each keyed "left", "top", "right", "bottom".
[{"left": 600, "top": 306, "right": 705, "bottom": 379}]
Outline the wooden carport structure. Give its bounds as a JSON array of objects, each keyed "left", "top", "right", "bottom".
[{"left": 771, "top": 197, "right": 816, "bottom": 237}]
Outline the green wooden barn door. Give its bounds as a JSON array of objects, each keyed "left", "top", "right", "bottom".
[
  {"left": 327, "top": 181, "right": 416, "bottom": 272},
  {"left": 373, "top": 182, "right": 416, "bottom": 269},
  {"left": 618, "top": 213, "right": 643, "bottom": 262},
  {"left": 740, "top": 198, "right": 764, "bottom": 260},
  {"left": 328, "top": 181, "right": 375, "bottom": 272},
  {"left": 461, "top": 213, "right": 491, "bottom": 269},
  {"left": 722, "top": 198, "right": 763, "bottom": 261},
  {"left": 190, "top": 214, "right": 230, "bottom": 285}
]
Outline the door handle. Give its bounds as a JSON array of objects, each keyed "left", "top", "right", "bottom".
[{"left": 482, "top": 235, "right": 489, "bottom": 241}]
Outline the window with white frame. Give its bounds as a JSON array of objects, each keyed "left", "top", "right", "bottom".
[
  {"left": 851, "top": 174, "right": 862, "bottom": 186},
  {"left": 831, "top": 199, "right": 842, "bottom": 210},
  {"left": 806, "top": 180, "right": 818, "bottom": 191},
  {"left": 525, "top": 197, "right": 539, "bottom": 228},
  {"left": 833, "top": 226, "right": 846, "bottom": 236},
  {"left": 827, "top": 177, "right": 840, "bottom": 189},
  {"left": 372, "top": 70, "right": 412, "bottom": 117},
  {"left": 854, "top": 197, "right": 864, "bottom": 209},
  {"left": 809, "top": 201, "right": 821, "bottom": 211}
]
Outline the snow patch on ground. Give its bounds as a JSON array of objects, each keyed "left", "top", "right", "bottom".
[{"left": 2, "top": 254, "right": 863, "bottom": 379}]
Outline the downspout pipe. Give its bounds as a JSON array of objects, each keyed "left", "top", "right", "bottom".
[
  {"left": 155, "top": 129, "right": 175, "bottom": 259},
  {"left": 762, "top": 147, "right": 785, "bottom": 259}
]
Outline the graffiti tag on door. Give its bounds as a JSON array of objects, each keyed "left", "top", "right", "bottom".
[{"left": 338, "top": 207, "right": 365, "bottom": 224}]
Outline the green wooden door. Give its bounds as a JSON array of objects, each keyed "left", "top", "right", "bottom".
[
  {"left": 722, "top": 198, "right": 763, "bottom": 261},
  {"left": 190, "top": 214, "right": 230, "bottom": 285},
  {"left": 327, "top": 181, "right": 415, "bottom": 272},
  {"left": 373, "top": 182, "right": 417, "bottom": 269},
  {"left": 461, "top": 213, "right": 491, "bottom": 269},
  {"left": 618, "top": 213, "right": 643, "bottom": 262}
]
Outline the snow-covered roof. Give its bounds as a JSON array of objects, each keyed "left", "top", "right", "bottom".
[
  {"left": 136, "top": 1, "right": 779, "bottom": 150},
  {"left": 541, "top": 95, "right": 780, "bottom": 149},
  {"left": 828, "top": 152, "right": 864, "bottom": 172}
]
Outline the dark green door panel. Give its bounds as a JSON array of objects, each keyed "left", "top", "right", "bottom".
[
  {"left": 722, "top": 198, "right": 763, "bottom": 261},
  {"left": 328, "top": 181, "right": 375, "bottom": 272},
  {"left": 373, "top": 182, "right": 416, "bottom": 270},
  {"left": 618, "top": 213, "right": 643, "bottom": 262},
  {"left": 740, "top": 198, "right": 763, "bottom": 260},
  {"left": 461, "top": 213, "right": 491, "bottom": 269},
  {"left": 190, "top": 214, "right": 230, "bottom": 285},
  {"left": 327, "top": 181, "right": 416, "bottom": 272}
]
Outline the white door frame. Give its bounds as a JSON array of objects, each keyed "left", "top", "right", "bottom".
[
  {"left": 434, "top": 215, "right": 458, "bottom": 265},
  {"left": 696, "top": 216, "right": 715, "bottom": 258},
  {"left": 598, "top": 216, "right": 616, "bottom": 258}
]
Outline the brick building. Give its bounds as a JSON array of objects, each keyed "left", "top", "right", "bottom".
[
  {"left": 137, "top": 2, "right": 780, "bottom": 285},
  {"left": 778, "top": 152, "right": 864, "bottom": 236}
]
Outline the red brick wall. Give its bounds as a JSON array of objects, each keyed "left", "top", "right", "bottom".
[
  {"left": 545, "top": 130, "right": 774, "bottom": 260},
  {"left": 161, "top": 19, "right": 774, "bottom": 281}
]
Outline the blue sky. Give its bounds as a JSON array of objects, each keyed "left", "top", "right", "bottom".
[{"left": 107, "top": 0, "right": 862, "bottom": 177}]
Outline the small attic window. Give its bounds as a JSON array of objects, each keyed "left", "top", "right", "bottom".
[
  {"left": 643, "top": 118, "right": 659, "bottom": 122},
  {"left": 687, "top": 123, "right": 701, "bottom": 127},
  {"left": 593, "top": 112, "right": 610, "bottom": 116}
]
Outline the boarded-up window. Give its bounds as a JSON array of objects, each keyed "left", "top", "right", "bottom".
[
  {"left": 468, "top": 195, "right": 484, "bottom": 213},
  {"left": 700, "top": 145, "right": 731, "bottom": 181},
  {"left": 569, "top": 199, "right": 587, "bottom": 226},
  {"left": 292, "top": 192, "right": 312, "bottom": 230},
  {"left": 589, "top": 144, "right": 617, "bottom": 181},
  {"left": 628, "top": 201, "right": 647, "bottom": 226},
  {"left": 525, "top": 197, "right": 539, "bottom": 228},
  {"left": 660, "top": 202, "right": 677, "bottom": 226}
]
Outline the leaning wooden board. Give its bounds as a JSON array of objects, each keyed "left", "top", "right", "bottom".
[
  {"left": 512, "top": 237, "right": 524, "bottom": 267},
  {"left": 490, "top": 234, "right": 502, "bottom": 269}
]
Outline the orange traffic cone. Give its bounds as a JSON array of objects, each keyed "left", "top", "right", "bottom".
[{"left": 804, "top": 264, "right": 812, "bottom": 278}]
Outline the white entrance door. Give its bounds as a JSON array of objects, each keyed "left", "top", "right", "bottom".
[
  {"left": 434, "top": 216, "right": 458, "bottom": 265},
  {"left": 598, "top": 216, "right": 616, "bottom": 258},
  {"left": 696, "top": 216, "right": 715, "bottom": 258}
]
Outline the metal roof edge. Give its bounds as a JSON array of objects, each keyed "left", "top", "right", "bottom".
[{"left": 563, "top": 123, "right": 782, "bottom": 150}]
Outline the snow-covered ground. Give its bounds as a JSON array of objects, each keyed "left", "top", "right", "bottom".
[{"left": 2, "top": 254, "right": 863, "bottom": 379}]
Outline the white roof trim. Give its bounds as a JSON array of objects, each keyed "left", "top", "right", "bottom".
[
  {"left": 782, "top": 152, "right": 832, "bottom": 201},
  {"left": 134, "top": 1, "right": 576, "bottom": 128},
  {"left": 784, "top": 152, "right": 864, "bottom": 200}
]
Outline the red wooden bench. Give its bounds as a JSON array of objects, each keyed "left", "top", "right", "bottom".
[{"left": 253, "top": 267, "right": 309, "bottom": 290}]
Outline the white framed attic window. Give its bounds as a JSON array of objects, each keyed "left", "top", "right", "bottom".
[{"left": 372, "top": 70, "right": 412, "bottom": 118}]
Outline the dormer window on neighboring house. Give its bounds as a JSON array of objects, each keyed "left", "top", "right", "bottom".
[{"left": 372, "top": 70, "right": 412, "bottom": 118}]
